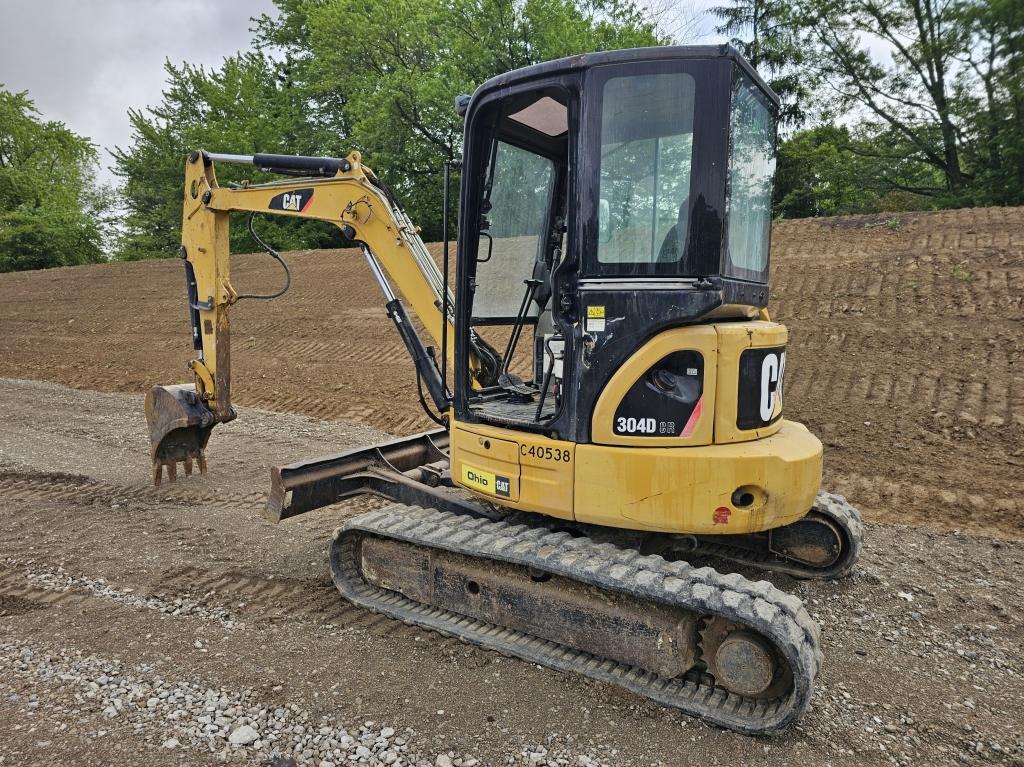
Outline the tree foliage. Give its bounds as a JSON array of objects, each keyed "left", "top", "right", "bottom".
[
  {"left": 791, "top": 0, "right": 972, "bottom": 196},
  {"left": 716, "top": 0, "right": 1024, "bottom": 210},
  {"left": 100, "top": 0, "right": 1024, "bottom": 265},
  {"left": 954, "top": 0, "right": 1024, "bottom": 204},
  {"left": 254, "top": 0, "right": 662, "bottom": 240},
  {"left": 111, "top": 53, "right": 346, "bottom": 261},
  {"left": 0, "top": 89, "right": 110, "bottom": 271},
  {"left": 711, "top": 0, "right": 809, "bottom": 126},
  {"left": 111, "top": 0, "right": 661, "bottom": 260},
  {"left": 774, "top": 124, "right": 946, "bottom": 217}
]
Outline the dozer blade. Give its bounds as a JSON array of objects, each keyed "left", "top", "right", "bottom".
[
  {"left": 265, "top": 428, "right": 489, "bottom": 523},
  {"left": 144, "top": 384, "right": 235, "bottom": 485}
]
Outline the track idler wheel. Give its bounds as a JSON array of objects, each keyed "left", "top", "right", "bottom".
[
  {"left": 701, "top": 618, "right": 792, "bottom": 699},
  {"left": 769, "top": 514, "right": 843, "bottom": 568}
]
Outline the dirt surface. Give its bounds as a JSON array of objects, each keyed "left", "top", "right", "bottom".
[
  {"left": 0, "top": 207, "right": 1021, "bottom": 538},
  {"left": 1, "top": 378, "right": 1022, "bottom": 767},
  {"left": 1, "top": 208, "right": 1023, "bottom": 765}
]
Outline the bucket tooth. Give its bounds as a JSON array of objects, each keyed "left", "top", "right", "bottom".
[{"left": 150, "top": 452, "right": 207, "bottom": 487}]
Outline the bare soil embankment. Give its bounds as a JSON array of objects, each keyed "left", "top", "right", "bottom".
[{"left": 1, "top": 206, "right": 1021, "bottom": 537}]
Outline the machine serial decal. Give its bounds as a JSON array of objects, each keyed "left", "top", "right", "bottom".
[
  {"left": 615, "top": 416, "right": 658, "bottom": 434},
  {"left": 268, "top": 188, "right": 315, "bottom": 213},
  {"left": 520, "top": 444, "right": 571, "bottom": 462},
  {"left": 460, "top": 463, "right": 511, "bottom": 498}
]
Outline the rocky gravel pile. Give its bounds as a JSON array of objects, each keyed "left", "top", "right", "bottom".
[
  {"left": 0, "top": 640, "right": 615, "bottom": 766},
  {"left": 7, "top": 558, "right": 240, "bottom": 628}
]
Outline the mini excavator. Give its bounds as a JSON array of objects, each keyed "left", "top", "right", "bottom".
[{"left": 145, "top": 46, "right": 862, "bottom": 734}]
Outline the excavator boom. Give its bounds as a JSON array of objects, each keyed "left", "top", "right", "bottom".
[{"left": 147, "top": 149, "right": 472, "bottom": 483}]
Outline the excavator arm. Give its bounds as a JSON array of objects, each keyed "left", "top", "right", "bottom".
[{"left": 146, "top": 149, "right": 488, "bottom": 484}]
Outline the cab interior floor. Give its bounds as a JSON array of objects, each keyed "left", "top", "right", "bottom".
[{"left": 469, "top": 396, "right": 559, "bottom": 424}]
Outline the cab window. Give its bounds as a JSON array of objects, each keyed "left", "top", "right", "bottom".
[
  {"left": 724, "top": 78, "right": 775, "bottom": 283},
  {"left": 597, "top": 71, "right": 696, "bottom": 270},
  {"left": 473, "top": 141, "right": 555, "bottom": 320}
]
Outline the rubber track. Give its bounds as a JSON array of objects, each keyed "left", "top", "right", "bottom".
[
  {"left": 690, "top": 491, "right": 864, "bottom": 580},
  {"left": 329, "top": 506, "right": 823, "bottom": 735}
]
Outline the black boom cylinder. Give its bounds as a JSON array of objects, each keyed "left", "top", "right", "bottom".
[{"left": 253, "top": 153, "right": 351, "bottom": 177}]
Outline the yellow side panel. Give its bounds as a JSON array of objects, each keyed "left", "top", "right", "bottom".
[
  {"left": 450, "top": 421, "right": 575, "bottom": 520},
  {"left": 450, "top": 425, "right": 520, "bottom": 502},
  {"left": 574, "top": 420, "right": 822, "bottom": 535},
  {"left": 591, "top": 326, "right": 718, "bottom": 447},
  {"left": 714, "top": 321, "right": 787, "bottom": 443}
]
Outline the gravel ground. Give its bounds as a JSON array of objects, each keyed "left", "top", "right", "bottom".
[
  {"left": 1, "top": 640, "right": 483, "bottom": 766},
  {"left": 1, "top": 379, "right": 1023, "bottom": 766}
]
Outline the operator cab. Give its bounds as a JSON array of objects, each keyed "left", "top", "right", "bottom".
[{"left": 455, "top": 46, "right": 779, "bottom": 443}]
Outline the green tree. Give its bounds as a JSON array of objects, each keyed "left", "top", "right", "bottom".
[
  {"left": 774, "top": 125, "right": 863, "bottom": 217},
  {"left": 954, "top": 0, "right": 1024, "bottom": 204},
  {"left": 710, "top": 0, "right": 809, "bottom": 126},
  {"left": 114, "top": 1, "right": 661, "bottom": 258},
  {"left": 789, "top": 0, "right": 970, "bottom": 196},
  {"left": 770, "top": 0, "right": 1024, "bottom": 209},
  {"left": 111, "top": 53, "right": 347, "bottom": 261},
  {"left": 774, "top": 124, "right": 944, "bottom": 217},
  {"left": 0, "top": 88, "right": 110, "bottom": 271},
  {"left": 255, "top": 0, "right": 663, "bottom": 239}
]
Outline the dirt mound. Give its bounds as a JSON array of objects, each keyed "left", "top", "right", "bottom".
[{"left": 0, "top": 206, "right": 1021, "bottom": 537}]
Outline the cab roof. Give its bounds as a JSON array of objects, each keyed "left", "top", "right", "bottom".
[{"left": 471, "top": 45, "right": 780, "bottom": 109}]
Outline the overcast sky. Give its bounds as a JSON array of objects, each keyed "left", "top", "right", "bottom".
[
  {"left": 0, "top": 1, "right": 722, "bottom": 186},
  {"left": 0, "top": 0, "right": 279, "bottom": 184}
]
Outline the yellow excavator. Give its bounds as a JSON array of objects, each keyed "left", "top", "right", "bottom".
[{"left": 145, "top": 46, "right": 862, "bottom": 734}]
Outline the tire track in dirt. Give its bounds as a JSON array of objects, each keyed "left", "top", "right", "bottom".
[
  {"left": 788, "top": 358, "right": 1020, "bottom": 429},
  {"left": 826, "top": 470, "right": 1021, "bottom": 525},
  {"left": 0, "top": 565, "right": 236, "bottom": 626},
  {"left": 152, "top": 565, "right": 425, "bottom": 638},
  {"left": 0, "top": 573, "right": 89, "bottom": 611},
  {"left": 0, "top": 556, "right": 446, "bottom": 647},
  {"left": 0, "top": 469, "right": 265, "bottom": 513}
]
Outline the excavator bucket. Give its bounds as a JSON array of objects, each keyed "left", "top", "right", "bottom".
[{"left": 144, "top": 384, "right": 234, "bottom": 485}]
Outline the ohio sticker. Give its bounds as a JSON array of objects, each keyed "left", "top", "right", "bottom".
[{"left": 460, "top": 463, "right": 511, "bottom": 498}]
